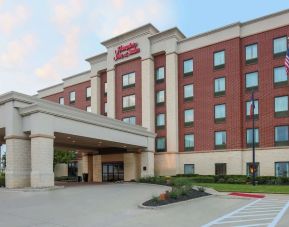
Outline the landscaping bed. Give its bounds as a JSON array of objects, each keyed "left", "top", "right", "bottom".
[{"left": 143, "top": 188, "right": 210, "bottom": 207}]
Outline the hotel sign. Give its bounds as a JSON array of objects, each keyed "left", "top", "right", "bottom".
[{"left": 113, "top": 42, "right": 140, "bottom": 61}]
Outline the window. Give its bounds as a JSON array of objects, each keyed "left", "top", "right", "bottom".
[
  {"left": 156, "top": 113, "right": 165, "bottom": 128},
  {"left": 215, "top": 131, "right": 226, "bottom": 149},
  {"left": 86, "top": 87, "right": 91, "bottom": 100},
  {"left": 156, "top": 90, "right": 165, "bottom": 105},
  {"left": 184, "top": 84, "right": 194, "bottom": 101},
  {"left": 104, "top": 102, "right": 107, "bottom": 114},
  {"left": 274, "top": 66, "right": 288, "bottom": 86},
  {"left": 184, "top": 164, "right": 195, "bottom": 175},
  {"left": 104, "top": 82, "right": 108, "bottom": 95},
  {"left": 246, "top": 100, "right": 259, "bottom": 118},
  {"left": 183, "top": 59, "right": 193, "bottom": 76},
  {"left": 214, "top": 77, "right": 225, "bottom": 96},
  {"left": 275, "top": 126, "right": 289, "bottom": 146},
  {"left": 69, "top": 91, "right": 76, "bottom": 103},
  {"left": 122, "top": 72, "right": 135, "bottom": 88},
  {"left": 275, "top": 96, "right": 288, "bottom": 117},
  {"left": 123, "top": 116, "right": 136, "bottom": 125},
  {"left": 184, "top": 109, "right": 194, "bottom": 126},
  {"left": 246, "top": 162, "right": 260, "bottom": 176},
  {"left": 59, "top": 97, "right": 64, "bottom": 105},
  {"left": 156, "top": 137, "right": 166, "bottom": 152},
  {"left": 215, "top": 163, "right": 227, "bottom": 175},
  {"left": 245, "top": 72, "right": 258, "bottom": 90},
  {"left": 184, "top": 134, "right": 194, "bottom": 151},
  {"left": 156, "top": 67, "right": 165, "bottom": 82},
  {"left": 273, "top": 36, "right": 287, "bottom": 57},
  {"left": 122, "top": 94, "right": 135, "bottom": 110},
  {"left": 246, "top": 128, "right": 259, "bottom": 147},
  {"left": 86, "top": 106, "right": 91, "bottom": 112},
  {"left": 214, "top": 104, "right": 226, "bottom": 123},
  {"left": 214, "top": 50, "right": 225, "bottom": 70},
  {"left": 245, "top": 44, "right": 258, "bottom": 64},
  {"left": 275, "top": 162, "right": 289, "bottom": 177}
]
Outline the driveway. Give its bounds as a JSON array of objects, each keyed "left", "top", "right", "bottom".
[{"left": 0, "top": 183, "right": 288, "bottom": 227}]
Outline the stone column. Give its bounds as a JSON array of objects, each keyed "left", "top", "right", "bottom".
[
  {"left": 124, "top": 153, "right": 138, "bottom": 181},
  {"left": 5, "top": 135, "right": 31, "bottom": 188},
  {"left": 93, "top": 155, "right": 102, "bottom": 182},
  {"left": 141, "top": 58, "right": 155, "bottom": 132},
  {"left": 91, "top": 74, "right": 101, "bottom": 114},
  {"left": 30, "top": 134, "right": 55, "bottom": 188},
  {"left": 140, "top": 150, "right": 154, "bottom": 178},
  {"left": 165, "top": 52, "right": 179, "bottom": 152},
  {"left": 82, "top": 154, "right": 88, "bottom": 174},
  {"left": 107, "top": 69, "right": 116, "bottom": 118}
]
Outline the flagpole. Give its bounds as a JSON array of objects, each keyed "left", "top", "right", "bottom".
[{"left": 252, "top": 91, "right": 256, "bottom": 186}]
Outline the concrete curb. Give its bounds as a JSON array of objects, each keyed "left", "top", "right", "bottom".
[
  {"left": 138, "top": 194, "right": 214, "bottom": 210},
  {"left": 0, "top": 186, "right": 64, "bottom": 192}
]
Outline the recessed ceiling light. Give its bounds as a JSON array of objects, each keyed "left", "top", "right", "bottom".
[
  {"left": 67, "top": 137, "right": 71, "bottom": 139},
  {"left": 72, "top": 140, "right": 76, "bottom": 143},
  {"left": 98, "top": 141, "right": 102, "bottom": 144}
]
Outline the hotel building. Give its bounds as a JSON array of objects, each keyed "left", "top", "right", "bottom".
[{"left": 1, "top": 9, "right": 289, "bottom": 188}]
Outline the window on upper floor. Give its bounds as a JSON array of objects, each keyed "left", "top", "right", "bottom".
[
  {"left": 69, "top": 91, "right": 76, "bottom": 103},
  {"left": 273, "top": 36, "right": 287, "bottom": 58},
  {"left": 122, "top": 94, "right": 135, "bottom": 111},
  {"left": 214, "top": 77, "right": 226, "bottom": 97},
  {"left": 184, "top": 109, "right": 194, "bottom": 126},
  {"left": 214, "top": 50, "right": 225, "bottom": 70},
  {"left": 156, "top": 113, "right": 165, "bottom": 128},
  {"left": 245, "top": 43, "right": 258, "bottom": 64},
  {"left": 246, "top": 100, "right": 259, "bottom": 119},
  {"left": 156, "top": 90, "right": 165, "bottom": 105},
  {"left": 215, "top": 131, "right": 226, "bottom": 149},
  {"left": 86, "top": 106, "right": 91, "bottom": 112},
  {"left": 122, "top": 72, "right": 135, "bottom": 88},
  {"left": 183, "top": 59, "right": 193, "bottom": 76},
  {"left": 275, "top": 162, "right": 289, "bottom": 177},
  {"left": 274, "top": 66, "right": 288, "bottom": 86},
  {"left": 275, "top": 126, "right": 289, "bottom": 146},
  {"left": 275, "top": 96, "right": 288, "bottom": 117},
  {"left": 184, "top": 164, "right": 195, "bottom": 174},
  {"left": 246, "top": 128, "right": 259, "bottom": 147},
  {"left": 155, "top": 67, "right": 165, "bottom": 82},
  {"left": 104, "top": 82, "right": 108, "bottom": 95},
  {"left": 245, "top": 72, "right": 258, "bottom": 90},
  {"left": 86, "top": 87, "right": 91, "bottom": 100},
  {"left": 156, "top": 137, "right": 166, "bottom": 152},
  {"left": 214, "top": 104, "right": 226, "bottom": 123},
  {"left": 184, "top": 134, "right": 194, "bottom": 151},
  {"left": 215, "top": 163, "right": 227, "bottom": 175},
  {"left": 184, "top": 84, "right": 194, "bottom": 101},
  {"left": 123, "top": 116, "right": 136, "bottom": 125},
  {"left": 59, "top": 97, "right": 64, "bottom": 105}
]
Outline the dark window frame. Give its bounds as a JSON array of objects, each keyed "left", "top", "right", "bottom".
[
  {"left": 215, "top": 163, "right": 227, "bottom": 175},
  {"left": 273, "top": 36, "right": 287, "bottom": 58},
  {"left": 69, "top": 91, "right": 76, "bottom": 104},
  {"left": 184, "top": 109, "right": 194, "bottom": 127},
  {"left": 213, "top": 50, "right": 225, "bottom": 70},
  {"left": 245, "top": 71, "right": 259, "bottom": 91},
  {"left": 246, "top": 128, "right": 260, "bottom": 148},
  {"left": 156, "top": 137, "right": 166, "bottom": 152},
  {"left": 245, "top": 43, "right": 258, "bottom": 65},
  {"left": 274, "top": 125, "right": 289, "bottom": 146},
  {"left": 155, "top": 66, "right": 165, "bottom": 83},
  {"left": 122, "top": 72, "right": 136, "bottom": 89},
  {"left": 155, "top": 90, "right": 165, "bottom": 106},
  {"left": 214, "top": 131, "right": 227, "bottom": 150},
  {"left": 155, "top": 113, "right": 166, "bottom": 129},
  {"left": 273, "top": 65, "right": 288, "bottom": 87},
  {"left": 274, "top": 96, "right": 289, "bottom": 118},
  {"left": 183, "top": 84, "right": 194, "bottom": 101},
  {"left": 184, "top": 134, "right": 194, "bottom": 151},
  {"left": 122, "top": 94, "right": 136, "bottom": 112},
  {"left": 183, "top": 58, "right": 193, "bottom": 77},
  {"left": 214, "top": 103, "right": 226, "bottom": 123},
  {"left": 214, "top": 77, "right": 226, "bottom": 97}
]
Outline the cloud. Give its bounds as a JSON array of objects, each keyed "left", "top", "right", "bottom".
[
  {"left": 0, "top": 4, "right": 29, "bottom": 35},
  {"left": 0, "top": 33, "right": 37, "bottom": 67}
]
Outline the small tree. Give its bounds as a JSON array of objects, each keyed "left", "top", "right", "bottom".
[{"left": 54, "top": 150, "right": 77, "bottom": 167}]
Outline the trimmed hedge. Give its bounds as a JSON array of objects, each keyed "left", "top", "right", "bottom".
[
  {"left": 0, "top": 175, "right": 5, "bottom": 187},
  {"left": 55, "top": 176, "right": 78, "bottom": 182}
]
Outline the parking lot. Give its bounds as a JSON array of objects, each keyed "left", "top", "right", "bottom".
[{"left": 0, "top": 183, "right": 288, "bottom": 227}]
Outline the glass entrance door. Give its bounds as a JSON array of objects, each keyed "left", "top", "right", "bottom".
[{"left": 102, "top": 162, "right": 124, "bottom": 182}]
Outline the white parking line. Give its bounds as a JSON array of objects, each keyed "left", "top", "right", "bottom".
[{"left": 202, "top": 198, "right": 289, "bottom": 227}]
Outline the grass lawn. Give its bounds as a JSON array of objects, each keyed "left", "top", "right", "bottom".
[{"left": 196, "top": 183, "right": 289, "bottom": 194}]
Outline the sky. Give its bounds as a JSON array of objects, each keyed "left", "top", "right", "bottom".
[{"left": 1, "top": 0, "right": 289, "bottom": 95}]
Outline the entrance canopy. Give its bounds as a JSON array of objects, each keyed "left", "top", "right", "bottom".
[{"left": 0, "top": 92, "right": 155, "bottom": 188}]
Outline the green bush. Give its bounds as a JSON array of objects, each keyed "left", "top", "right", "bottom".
[
  {"left": 190, "top": 176, "right": 215, "bottom": 183},
  {"left": 0, "top": 175, "right": 5, "bottom": 187},
  {"left": 175, "top": 174, "right": 199, "bottom": 177},
  {"left": 171, "top": 177, "right": 192, "bottom": 187}
]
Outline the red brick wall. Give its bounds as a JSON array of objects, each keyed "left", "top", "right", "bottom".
[
  {"left": 100, "top": 71, "right": 107, "bottom": 116},
  {"left": 178, "top": 38, "right": 242, "bottom": 152},
  {"left": 154, "top": 54, "right": 167, "bottom": 140},
  {"left": 115, "top": 58, "right": 142, "bottom": 125},
  {"left": 43, "top": 80, "right": 91, "bottom": 111},
  {"left": 241, "top": 25, "right": 289, "bottom": 148}
]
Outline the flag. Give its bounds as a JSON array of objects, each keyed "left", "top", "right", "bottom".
[
  {"left": 250, "top": 93, "right": 255, "bottom": 118},
  {"left": 285, "top": 48, "right": 289, "bottom": 75}
]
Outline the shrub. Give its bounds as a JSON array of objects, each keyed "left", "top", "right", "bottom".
[
  {"left": 190, "top": 176, "right": 215, "bottom": 183},
  {"left": 171, "top": 177, "right": 192, "bottom": 187},
  {"left": 0, "top": 175, "right": 5, "bottom": 187}
]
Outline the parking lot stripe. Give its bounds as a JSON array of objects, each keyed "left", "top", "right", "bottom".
[
  {"left": 216, "top": 217, "right": 273, "bottom": 224},
  {"left": 268, "top": 201, "right": 289, "bottom": 227},
  {"left": 230, "top": 213, "right": 276, "bottom": 218},
  {"left": 234, "top": 223, "right": 270, "bottom": 227}
]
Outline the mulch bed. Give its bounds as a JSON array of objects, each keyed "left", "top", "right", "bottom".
[{"left": 143, "top": 189, "right": 211, "bottom": 207}]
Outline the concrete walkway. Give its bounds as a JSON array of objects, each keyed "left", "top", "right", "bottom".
[{"left": 0, "top": 183, "right": 288, "bottom": 227}]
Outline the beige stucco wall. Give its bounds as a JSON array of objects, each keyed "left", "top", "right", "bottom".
[
  {"left": 92, "top": 155, "right": 102, "bottom": 182},
  {"left": 54, "top": 163, "right": 68, "bottom": 177},
  {"left": 101, "top": 153, "right": 124, "bottom": 162},
  {"left": 124, "top": 153, "right": 140, "bottom": 181},
  {"left": 155, "top": 152, "right": 179, "bottom": 176}
]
